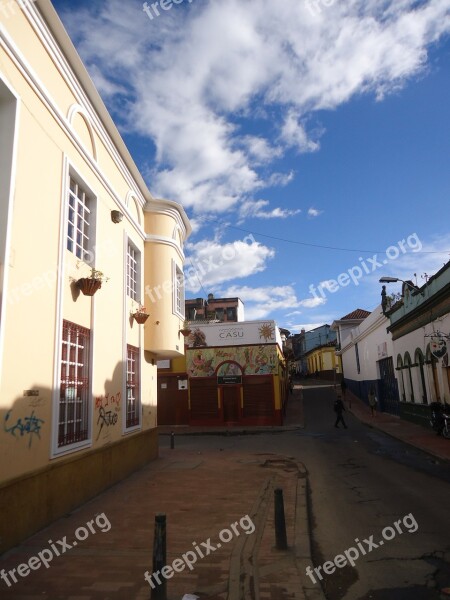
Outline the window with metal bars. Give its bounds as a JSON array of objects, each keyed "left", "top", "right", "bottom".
[
  {"left": 67, "top": 176, "right": 92, "bottom": 260},
  {"left": 59, "top": 321, "right": 90, "bottom": 447},
  {"left": 126, "top": 344, "right": 140, "bottom": 428},
  {"left": 126, "top": 242, "right": 140, "bottom": 300}
]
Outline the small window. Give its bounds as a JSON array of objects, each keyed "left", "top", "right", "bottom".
[
  {"left": 355, "top": 343, "right": 361, "bottom": 374},
  {"left": 67, "top": 176, "right": 92, "bottom": 261},
  {"left": 126, "top": 241, "right": 140, "bottom": 300},
  {"left": 59, "top": 321, "right": 90, "bottom": 448},
  {"left": 226, "top": 307, "right": 237, "bottom": 321},
  {"left": 126, "top": 345, "right": 140, "bottom": 428}
]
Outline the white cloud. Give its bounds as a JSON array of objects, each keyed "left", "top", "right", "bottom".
[
  {"left": 299, "top": 296, "right": 327, "bottom": 308},
  {"left": 219, "top": 284, "right": 301, "bottom": 320},
  {"left": 184, "top": 236, "right": 275, "bottom": 292},
  {"left": 238, "top": 199, "right": 301, "bottom": 222},
  {"left": 308, "top": 207, "right": 323, "bottom": 218},
  {"left": 58, "top": 0, "right": 450, "bottom": 214},
  {"left": 279, "top": 111, "right": 322, "bottom": 153}
]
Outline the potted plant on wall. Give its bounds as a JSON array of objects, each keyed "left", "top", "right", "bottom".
[
  {"left": 179, "top": 319, "right": 192, "bottom": 337},
  {"left": 76, "top": 268, "right": 109, "bottom": 296},
  {"left": 132, "top": 303, "right": 149, "bottom": 324}
]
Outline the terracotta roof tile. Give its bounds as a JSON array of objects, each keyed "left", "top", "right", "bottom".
[{"left": 340, "top": 308, "right": 371, "bottom": 320}]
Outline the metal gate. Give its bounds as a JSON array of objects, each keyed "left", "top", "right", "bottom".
[{"left": 378, "top": 357, "right": 400, "bottom": 416}]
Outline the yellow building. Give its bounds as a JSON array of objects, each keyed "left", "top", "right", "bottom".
[
  {"left": 306, "top": 341, "right": 341, "bottom": 381},
  {"left": 0, "top": 0, "right": 190, "bottom": 552}
]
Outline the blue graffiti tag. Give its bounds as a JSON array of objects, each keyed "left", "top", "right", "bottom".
[{"left": 4, "top": 409, "right": 45, "bottom": 448}]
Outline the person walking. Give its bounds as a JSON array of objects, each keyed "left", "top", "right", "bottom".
[
  {"left": 368, "top": 386, "right": 377, "bottom": 416},
  {"left": 334, "top": 395, "right": 347, "bottom": 429}
]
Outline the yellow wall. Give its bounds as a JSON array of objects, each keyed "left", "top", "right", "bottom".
[{"left": 0, "top": 1, "right": 190, "bottom": 550}]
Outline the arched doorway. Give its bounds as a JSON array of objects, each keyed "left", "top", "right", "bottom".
[{"left": 216, "top": 361, "right": 243, "bottom": 423}]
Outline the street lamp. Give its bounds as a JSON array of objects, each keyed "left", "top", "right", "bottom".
[
  {"left": 379, "top": 276, "right": 424, "bottom": 314},
  {"left": 379, "top": 276, "right": 422, "bottom": 294}
]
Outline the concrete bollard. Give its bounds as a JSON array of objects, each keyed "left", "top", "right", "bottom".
[
  {"left": 152, "top": 513, "right": 167, "bottom": 599},
  {"left": 274, "top": 488, "right": 288, "bottom": 550}
]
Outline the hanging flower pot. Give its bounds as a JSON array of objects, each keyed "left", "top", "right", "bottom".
[
  {"left": 77, "top": 277, "right": 102, "bottom": 296},
  {"left": 132, "top": 303, "right": 149, "bottom": 324},
  {"left": 75, "top": 268, "right": 108, "bottom": 297},
  {"left": 133, "top": 311, "right": 149, "bottom": 324}
]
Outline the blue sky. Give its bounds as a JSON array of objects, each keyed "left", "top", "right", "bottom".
[{"left": 53, "top": 0, "right": 450, "bottom": 332}]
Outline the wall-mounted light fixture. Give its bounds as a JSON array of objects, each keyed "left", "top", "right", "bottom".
[{"left": 111, "top": 210, "right": 123, "bottom": 223}]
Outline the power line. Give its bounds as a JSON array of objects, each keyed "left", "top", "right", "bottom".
[{"left": 223, "top": 223, "right": 449, "bottom": 255}]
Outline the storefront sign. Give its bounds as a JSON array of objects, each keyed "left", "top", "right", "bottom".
[{"left": 218, "top": 375, "right": 242, "bottom": 385}]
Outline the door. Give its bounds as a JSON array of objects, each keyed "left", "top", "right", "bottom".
[
  {"left": 222, "top": 386, "right": 240, "bottom": 422},
  {"left": 378, "top": 357, "right": 399, "bottom": 416}
]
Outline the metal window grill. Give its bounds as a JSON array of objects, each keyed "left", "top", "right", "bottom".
[
  {"left": 59, "top": 321, "right": 90, "bottom": 447},
  {"left": 126, "top": 344, "right": 140, "bottom": 428},
  {"left": 67, "top": 177, "right": 91, "bottom": 261}
]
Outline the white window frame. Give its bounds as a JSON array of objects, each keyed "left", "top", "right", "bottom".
[
  {"left": 125, "top": 344, "right": 141, "bottom": 432},
  {"left": 66, "top": 173, "right": 97, "bottom": 263},
  {"left": 126, "top": 239, "right": 141, "bottom": 301},
  {"left": 172, "top": 260, "right": 185, "bottom": 318},
  {"left": 0, "top": 78, "right": 20, "bottom": 388}
]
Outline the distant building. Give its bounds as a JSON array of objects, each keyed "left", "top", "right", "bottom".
[
  {"left": 331, "top": 309, "right": 371, "bottom": 351},
  {"left": 157, "top": 320, "right": 289, "bottom": 426},
  {"left": 185, "top": 293, "right": 244, "bottom": 322},
  {"left": 336, "top": 307, "right": 398, "bottom": 415},
  {"left": 291, "top": 324, "right": 336, "bottom": 375},
  {"left": 304, "top": 340, "right": 340, "bottom": 381}
]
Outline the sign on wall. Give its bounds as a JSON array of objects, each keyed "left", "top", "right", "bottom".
[
  {"left": 186, "top": 321, "right": 281, "bottom": 348},
  {"left": 430, "top": 336, "right": 448, "bottom": 359},
  {"left": 187, "top": 345, "right": 278, "bottom": 377},
  {"left": 377, "top": 342, "right": 388, "bottom": 360}
]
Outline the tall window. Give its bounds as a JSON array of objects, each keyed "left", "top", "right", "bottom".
[
  {"left": 173, "top": 262, "right": 184, "bottom": 317},
  {"left": 59, "top": 321, "right": 90, "bottom": 448},
  {"left": 67, "top": 176, "right": 92, "bottom": 260},
  {"left": 127, "top": 242, "right": 140, "bottom": 300},
  {"left": 126, "top": 345, "right": 140, "bottom": 428}
]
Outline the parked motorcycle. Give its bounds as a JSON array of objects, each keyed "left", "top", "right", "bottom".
[{"left": 429, "top": 402, "right": 450, "bottom": 439}]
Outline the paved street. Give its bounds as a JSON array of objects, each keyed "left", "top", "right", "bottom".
[
  {"left": 1, "top": 383, "right": 449, "bottom": 599},
  {"left": 159, "top": 384, "right": 450, "bottom": 599}
]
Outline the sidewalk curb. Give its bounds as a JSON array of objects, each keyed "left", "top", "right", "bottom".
[
  {"left": 295, "top": 476, "right": 327, "bottom": 600},
  {"left": 158, "top": 425, "right": 304, "bottom": 436},
  {"left": 348, "top": 407, "right": 450, "bottom": 464}
]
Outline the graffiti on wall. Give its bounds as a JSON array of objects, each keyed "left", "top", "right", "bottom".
[
  {"left": 3, "top": 409, "right": 45, "bottom": 448},
  {"left": 95, "top": 391, "right": 121, "bottom": 441},
  {"left": 187, "top": 345, "right": 277, "bottom": 377}
]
